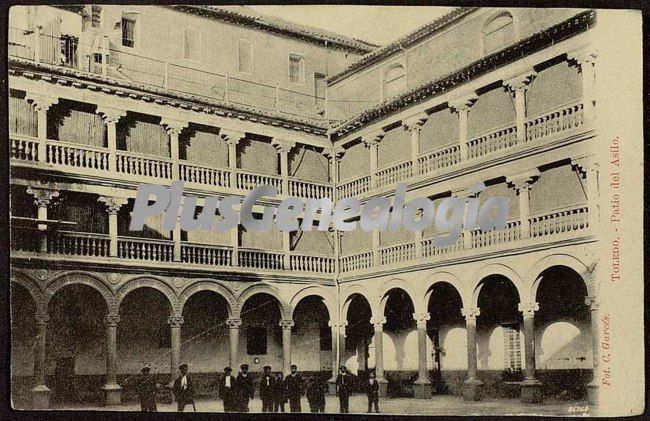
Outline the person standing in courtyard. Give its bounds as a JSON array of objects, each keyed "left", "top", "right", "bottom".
[
  {"left": 272, "top": 372, "right": 287, "bottom": 412},
  {"left": 336, "top": 365, "right": 352, "bottom": 414},
  {"left": 259, "top": 365, "right": 275, "bottom": 412},
  {"left": 285, "top": 364, "right": 304, "bottom": 412},
  {"left": 136, "top": 366, "right": 158, "bottom": 412},
  {"left": 306, "top": 374, "right": 326, "bottom": 413},
  {"left": 172, "top": 364, "right": 195, "bottom": 412},
  {"left": 218, "top": 366, "right": 237, "bottom": 412},
  {"left": 365, "top": 370, "right": 380, "bottom": 413},
  {"left": 236, "top": 364, "right": 255, "bottom": 412}
]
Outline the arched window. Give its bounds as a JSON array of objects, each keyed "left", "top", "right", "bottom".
[
  {"left": 483, "top": 12, "right": 515, "bottom": 54},
  {"left": 384, "top": 64, "right": 406, "bottom": 100}
]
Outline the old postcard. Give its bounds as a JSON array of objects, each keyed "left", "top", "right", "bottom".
[{"left": 5, "top": 4, "right": 644, "bottom": 417}]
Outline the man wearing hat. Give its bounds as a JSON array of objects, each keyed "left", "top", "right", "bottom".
[
  {"left": 218, "top": 366, "right": 237, "bottom": 412},
  {"left": 285, "top": 364, "right": 305, "bottom": 413},
  {"left": 134, "top": 366, "right": 158, "bottom": 412},
  {"left": 172, "top": 364, "right": 195, "bottom": 412},
  {"left": 237, "top": 364, "right": 255, "bottom": 412},
  {"left": 259, "top": 365, "right": 275, "bottom": 412}
]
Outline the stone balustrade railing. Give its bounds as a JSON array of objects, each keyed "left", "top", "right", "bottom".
[
  {"left": 49, "top": 231, "right": 111, "bottom": 257},
  {"left": 290, "top": 253, "right": 335, "bottom": 273},
  {"left": 289, "top": 179, "right": 332, "bottom": 200},
  {"left": 421, "top": 233, "right": 465, "bottom": 258},
  {"left": 525, "top": 100, "right": 584, "bottom": 142},
  {"left": 339, "top": 251, "right": 373, "bottom": 272},
  {"left": 379, "top": 241, "right": 416, "bottom": 265},
  {"left": 181, "top": 242, "right": 232, "bottom": 266},
  {"left": 116, "top": 150, "right": 174, "bottom": 180},
  {"left": 236, "top": 170, "right": 283, "bottom": 193},
  {"left": 471, "top": 220, "right": 521, "bottom": 248},
  {"left": 10, "top": 135, "right": 39, "bottom": 162},
  {"left": 529, "top": 204, "right": 589, "bottom": 238},
  {"left": 418, "top": 144, "right": 461, "bottom": 175},
  {"left": 239, "top": 248, "right": 284, "bottom": 270},
  {"left": 117, "top": 236, "right": 175, "bottom": 262},
  {"left": 375, "top": 159, "right": 412, "bottom": 189},
  {"left": 47, "top": 140, "right": 111, "bottom": 171},
  {"left": 467, "top": 123, "right": 518, "bottom": 160},
  {"left": 180, "top": 162, "right": 231, "bottom": 188},
  {"left": 337, "top": 175, "right": 371, "bottom": 200}
]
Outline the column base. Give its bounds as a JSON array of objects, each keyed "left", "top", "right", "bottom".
[
  {"left": 32, "top": 385, "right": 51, "bottom": 409},
  {"left": 101, "top": 383, "right": 122, "bottom": 406},
  {"left": 413, "top": 380, "right": 432, "bottom": 399},
  {"left": 520, "top": 379, "right": 543, "bottom": 404},
  {"left": 328, "top": 378, "right": 337, "bottom": 396},
  {"left": 587, "top": 382, "right": 600, "bottom": 406},
  {"left": 462, "top": 378, "right": 484, "bottom": 401},
  {"left": 377, "top": 378, "right": 388, "bottom": 398}
]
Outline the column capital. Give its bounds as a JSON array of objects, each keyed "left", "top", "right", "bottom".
[
  {"left": 362, "top": 130, "right": 385, "bottom": 147},
  {"left": 96, "top": 106, "right": 127, "bottom": 124},
  {"left": 503, "top": 70, "right": 537, "bottom": 92},
  {"left": 518, "top": 302, "right": 539, "bottom": 316},
  {"left": 220, "top": 128, "right": 246, "bottom": 145},
  {"left": 323, "top": 147, "right": 345, "bottom": 160},
  {"left": 26, "top": 184, "right": 60, "bottom": 207},
  {"left": 271, "top": 138, "right": 296, "bottom": 154},
  {"left": 328, "top": 320, "right": 348, "bottom": 328},
  {"left": 571, "top": 156, "right": 598, "bottom": 179},
  {"left": 98, "top": 196, "right": 128, "bottom": 215},
  {"left": 279, "top": 319, "right": 295, "bottom": 329},
  {"left": 105, "top": 313, "right": 121, "bottom": 327},
  {"left": 412, "top": 312, "right": 431, "bottom": 326},
  {"left": 25, "top": 93, "right": 58, "bottom": 111},
  {"left": 506, "top": 169, "right": 541, "bottom": 193},
  {"left": 448, "top": 93, "right": 478, "bottom": 113},
  {"left": 585, "top": 295, "right": 600, "bottom": 310},
  {"left": 226, "top": 318, "right": 242, "bottom": 329},
  {"left": 370, "top": 316, "right": 386, "bottom": 328},
  {"left": 567, "top": 48, "right": 598, "bottom": 66},
  {"left": 168, "top": 316, "right": 184, "bottom": 327},
  {"left": 160, "top": 118, "right": 189, "bottom": 135},
  {"left": 461, "top": 307, "right": 480, "bottom": 320},
  {"left": 403, "top": 112, "right": 429, "bottom": 132}
]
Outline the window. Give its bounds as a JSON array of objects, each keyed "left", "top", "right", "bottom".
[
  {"left": 60, "top": 35, "right": 78, "bottom": 68},
  {"left": 91, "top": 6, "right": 102, "bottom": 28},
  {"left": 238, "top": 40, "right": 252, "bottom": 73},
  {"left": 183, "top": 28, "right": 200, "bottom": 61},
  {"left": 246, "top": 326, "right": 267, "bottom": 355},
  {"left": 483, "top": 12, "right": 514, "bottom": 54},
  {"left": 503, "top": 324, "right": 522, "bottom": 370},
  {"left": 121, "top": 17, "right": 136, "bottom": 48},
  {"left": 384, "top": 64, "right": 406, "bottom": 100},
  {"left": 289, "top": 54, "right": 304, "bottom": 84}
]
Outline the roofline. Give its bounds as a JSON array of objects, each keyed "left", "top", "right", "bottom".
[
  {"left": 327, "top": 7, "right": 479, "bottom": 85},
  {"left": 166, "top": 5, "right": 379, "bottom": 55}
]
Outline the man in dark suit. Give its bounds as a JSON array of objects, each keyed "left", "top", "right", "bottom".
[
  {"left": 365, "top": 370, "right": 380, "bottom": 413},
  {"left": 218, "top": 366, "right": 237, "bottom": 412},
  {"left": 172, "top": 364, "right": 194, "bottom": 412},
  {"left": 236, "top": 364, "right": 255, "bottom": 412},
  {"left": 259, "top": 365, "right": 275, "bottom": 412},
  {"left": 136, "top": 366, "right": 158, "bottom": 412},
  {"left": 306, "top": 374, "right": 326, "bottom": 413},
  {"left": 272, "top": 372, "right": 287, "bottom": 412},
  {"left": 284, "top": 364, "right": 304, "bottom": 413},
  {"left": 336, "top": 365, "right": 352, "bottom": 413}
]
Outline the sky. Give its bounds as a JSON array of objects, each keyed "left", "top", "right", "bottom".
[{"left": 249, "top": 5, "right": 455, "bottom": 46}]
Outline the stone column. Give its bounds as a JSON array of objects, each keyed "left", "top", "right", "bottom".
[
  {"left": 568, "top": 49, "right": 598, "bottom": 121},
  {"left": 101, "top": 313, "right": 122, "bottom": 405},
  {"left": 98, "top": 196, "right": 128, "bottom": 257},
  {"left": 461, "top": 307, "right": 483, "bottom": 401},
  {"left": 161, "top": 118, "right": 188, "bottom": 181},
  {"left": 26, "top": 184, "right": 59, "bottom": 253},
  {"left": 96, "top": 106, "right": 126, "bottom": 172},
  {"left": 403, "top": 113, "right": 428, "bottom": 176},
  {"left": 572, "top": 157, "right": 600, "bottom": 231},
  {"left": 32, "top": 312, "right": 51, "bottom": 409},
  {"left": 452, "top": 186, "right": 477, "bottom": 250},
  {"left": 271, "top": 138, "right": 296, "bottom": 195},
  {"left": 449, "top": 94, "right": 478, "bottom": 162},
  {"left": 25, "top": 93, "right": 58, "bottom": 161},
  {"left": 327, "top": 321, "right": 346, "bottom": 395},
  {"left": 413, "top": 312, "right": 432, "bottom": 399},
  {"left": 363, "top": 130, "right": 385, "bottom": 189},
  {"left": 168, "top": 316, "right": 184, "bottom": 380},
  {"left": 370, "top": 316, "right": 388, "bottom": 397},
  {"left": 503, "top": 71, "right": 537, "bottom": 142},
  {"left": 220, "top": 129, "right": 246, "bottom": 189},
  {"left": 585, "top": 296, "right": 601, "bottom": 405},
  {"left": 280, "top": 319, "right": 294, "bottom": 375},
  {"left": 506, "top": 169, "right": 540, "bottom": 239},
  {"left": 231, "top": 226, "right": 239, "bottom": 267},
  {"left": 518, "top": 302, "right": 542, "bottom": 403},
  {"left": 226, "top": 318, "right": 242, "bottom": 369}
]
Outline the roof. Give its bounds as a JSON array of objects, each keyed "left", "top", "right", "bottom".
[
  {"left": 167, "top": 5, "right": 379, "bottom": 54},
  {"left": 328, "top": 7, "right": 479, "bottom": 85}
]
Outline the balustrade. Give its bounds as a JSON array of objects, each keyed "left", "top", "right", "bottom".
[
  {"left": 46, "top": 140, "right": 110, "bottom": 171},
  {"left": 529, "top": 205, "right": 589, "bottom": 238},
  {"left": 236, "top": 170, "right": 283, "bottom": 193},
  {"left": 116, "top": 151, "right": 173, "bottom": 179},
  {"left": 181, "top": 243, "right": 232, "bottom": 266},
  {"left": 375, "top": 159, "right": 412, "bottom": 188},
  {"left": 525, "top": 101, "right": 585, "bottom": 142},
  {"left": 117, "top": 237, "right": 174, "bottom": 261},
  {"left": 339, "top": 251, "right": 373, "bottom": 273},
  {"left": 418, "top": 144, "right": 461, "bottom": 174},
  {"left": 49, "top": 231, "right": 110, "bottom": 257},
  {"left": 239, "top": 248, "right": 284, "bottom": 270},
  {"left": 288, "top": 179, "right": 332, "bottom": 199},
  {"left": 379, "top": 242, "right": 416, "bottom": 265},
  {"left": 290, "top": 253, "right": 335, "bottom": 273},
  {"left": 421, "top": 233, "right": 465, "bottom": 257},
  {"left": 337, "top": 175, "right": 370, "bottom": 200},
  {"left": 180, "top": 162, "right": 230, "bottom": 188},
  {"left": 467, "top": 124, "right": 518, "bottom": 159},
  {"left": 10, "top": 135, "right": 40, "bottom": 162},
  {"left": 471, "top": 221, "right": 521, "bottom": 248}
]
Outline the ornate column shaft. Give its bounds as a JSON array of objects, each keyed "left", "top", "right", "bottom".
[
  {"left": 449, "top": 94, "right": 478, "bottom": 161},
  {"left": 26, "top": 93, "right": 58, "bottom": 161},
  {"left": 507, "top": 169, "right": 541, "bottom": 239},
  {"left": 504, "top": 71, "right": 537, "bottom": 142},
  {"left": 404, "top": 113, "right": 428, "bottom": 176},
  {"left": 220, "top": 129, "right": 246, "bottom": 189},
  {"left": 518, "top": 302, "right": 542, "bottom": 403},
  {"left": 280, "top": 319, "right": 294, "bottom": 375},
  {"left": 231, "top": 226, "right": 239, "bottom": 267},
  {"left": 102, "top": 313, "right": 122, "bottom": 405},
  {"left": 413, "top": 312, "right": 432, "bottom": 398},
  {"left": 371, "top": 316, "right": 388, "bottom": 397},
  {"left": 226, "top": 318, "right": 242, "bottom": 369},
  {"left": 327, "top": 320, "right": 347, "bottom": 394},
  {"left": 96, "top": 107, "right": 126, "bottom": 172},
  {"left": 363, "top": 130, "right": 385, "bottom": 189},
  {"left": 461, "top": 307, "right": 484, "bottom": 400},
  {"left": 168, "top": 316, "right": 184, "bottom": 380},
  {"left": 272, "top": 138, "right": 296, "bottom": 195},
  {"left": 32, "top": 312, "right": 51, "bottom": 409},
  {"left": 26, "top": 184, "right": 59, "bottom": 252},
  {"left": 161, "top": 119, "right": 188, "bottom": 181},
  {"left": 568, "top": 49, "right": 598, "bottom": 121},
  {"left": 98, "top": 196, "right": 128, "bottom": 257}
]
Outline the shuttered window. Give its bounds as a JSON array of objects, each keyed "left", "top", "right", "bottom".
[{"left": 121, "top": 17, "right": 136, "bottom": 48}]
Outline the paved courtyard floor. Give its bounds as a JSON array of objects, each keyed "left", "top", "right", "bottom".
[{"left": 51, "top": 394, "right": 595, "bottom": 416}]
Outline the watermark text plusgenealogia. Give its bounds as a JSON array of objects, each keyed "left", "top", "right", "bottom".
[{"left": 129, "top": 182, "right": 509, "bottom": 247}]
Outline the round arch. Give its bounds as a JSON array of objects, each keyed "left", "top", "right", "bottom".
[
  {"left": 116, "top": 276, "right": 178, "bottom": 316},
  {"left": 235, "top": 284, "right": 289, "bottom": 319},
  {"left": 340, "top": 283, "right": 376, "bottom": 317},
  {"left": 44, "top": 272, "right": 115, "bottom": 313},
  {"left": 378, "top": 286, "right": 416, "bottom": 316},
  {"left": 378, "top": 278, "right": 417, "bottom": 312},
  {"left": 527, "top": 254, "right": 593, "bottom": 302},
  {"left": 470, "top": 263, "right": 525, "bottom": 308},
  {"left": 178, "top": 281, "right": 236, "bottom": 317},
  {"left": 288, "top": 286, "right": 335, "bottom": 321},
  {"left": 10, "top": 271, "right": 46, "bottom": 314},
  {"left": 422, "top": 271, "right": 467, "bottom": 312}
]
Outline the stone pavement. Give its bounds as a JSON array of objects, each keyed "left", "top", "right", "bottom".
[{"left": 53, "top": 394, "right": 595, "bottom": 416}]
